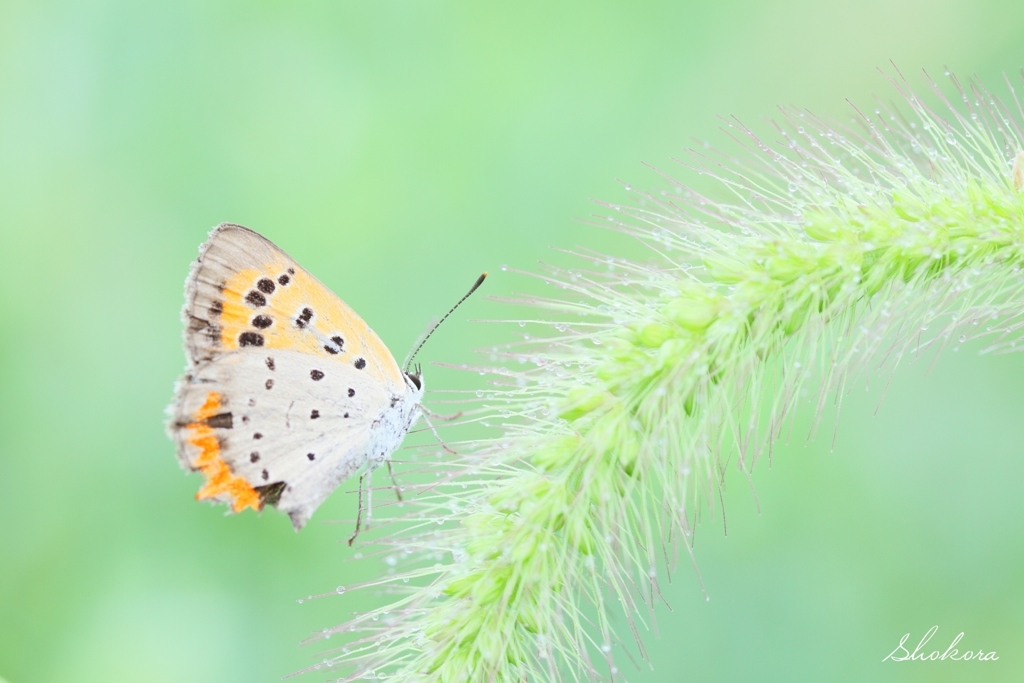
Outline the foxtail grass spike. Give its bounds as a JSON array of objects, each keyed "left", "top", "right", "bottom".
[{"left": 300, "top": 69, "right": 1024, "bottom": 682}]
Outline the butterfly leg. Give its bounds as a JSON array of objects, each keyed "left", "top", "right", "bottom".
[
  {"left": 387, "top": 460, "right": 403, "bottom": 502},
  {"left": 422, "top": 405, "right": 463, "bottom": 422},
  {"left": 348, "top": 470, "right": 369, "bottom": 546},
  {"left": 421, "top": 413, "right": 457, "bottom": 455},
  {"left": 365, "top": 468, "right": 374, "bottom": 528}
]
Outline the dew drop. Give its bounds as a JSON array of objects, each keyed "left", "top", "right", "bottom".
[{"left": 336, "top": 585, "right": 346, "bottom": 594}]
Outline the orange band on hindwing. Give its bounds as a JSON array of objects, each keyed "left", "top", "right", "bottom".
[{"left": 185, "top": 391, "right": 261, "bottom": 513}]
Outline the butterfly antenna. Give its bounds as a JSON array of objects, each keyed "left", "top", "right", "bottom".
[{"left": 403, "top": 272, "right": 487, "bottom": 372}]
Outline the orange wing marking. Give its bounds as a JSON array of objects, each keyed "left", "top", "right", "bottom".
[
  {"left": 217, "top": 258, "right": 404, "bottom": 386},
  {"left": 186, "top": 391, "right": 261, "bottom": 513}
]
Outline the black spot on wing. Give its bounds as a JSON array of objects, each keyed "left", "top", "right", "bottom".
[
  {"left": 239, "top": 332, "right": 264, "bottom": 347},
  {"left": 354, "top": 357, "right": 366, "bottom": 370},
  {"left": 261, "top": 469, "right": 269, "bottom": 481},
  {"left": 277, "top": 274, "right": 290, "bottom": 286},
  {"left": 310, "top": 370, "right": 324, "bottom": 381},
  {"left": 252, "top": 315, "right": 272, "bottom": 329},
  {"left": 256, "top": 481, "right": 286, "bottom": 507},
  {"left": 246, "top": 290, "right": 267, "bottom": 307},
  {"left": 348, "top": 388, "right": 355, "bottom": 397},
  {"left": 307, "top": 452, "right": 315, "bottom": 461},
  {"left": 296, "top": 307, "right": 313, "bottom": 328},
  {"left": 323, "top": 335, "right": 345, "bottom": 355},
  {"left": 266, "top": 357, "right": 275, "bottom": 371},
  {"left": 250, "top": 452, "right": 260, "bottom": 463},
  {"left": 265, "top": 379, "right": 274, "bottom": 390},
  {"left": 310, "top": 409, "right": 320, "bottom": 419},
  {"left": 206, "top": 412, "right": 233, "bottom": 429},
  {"left": 253, "top": 432, "right": 263, "bottom": 440},
  {"left": 257, "top": 278, "right": 275, "bottom": 294},
  {"left": 209, "top": 300, "right": 223, "bottom": 316}
]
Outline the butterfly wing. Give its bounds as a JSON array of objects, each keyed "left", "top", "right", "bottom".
[
  {"left": 180, "top": 223, "right": 405, "bottom": 388},
  {"left": 169, "top": 224, "right": 417, "bottom": 529},
  {"left": 173, "top": 349, "right": 394, "bottom": 529}
]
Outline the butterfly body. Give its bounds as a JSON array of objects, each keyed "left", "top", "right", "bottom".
[{"left": 168, "top": 224, "right": 424, "bottom": 529}]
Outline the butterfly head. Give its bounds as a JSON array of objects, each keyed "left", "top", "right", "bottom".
[{"left": 405, "top": 363, "right": 424, "bottom": 393}]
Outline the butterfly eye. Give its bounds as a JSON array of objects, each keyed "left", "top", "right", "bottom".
[{"left": 406, "top": 371, "right": 422, "bottom": 390}]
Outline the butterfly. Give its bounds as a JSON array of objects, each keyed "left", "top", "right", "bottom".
[{"left": 168, "top": 224, "right": 483, "bottom": 534}]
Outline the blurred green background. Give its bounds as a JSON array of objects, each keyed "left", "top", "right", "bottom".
[{"left": 3, "top": 1, "right": 1024, "bottom": 681}]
